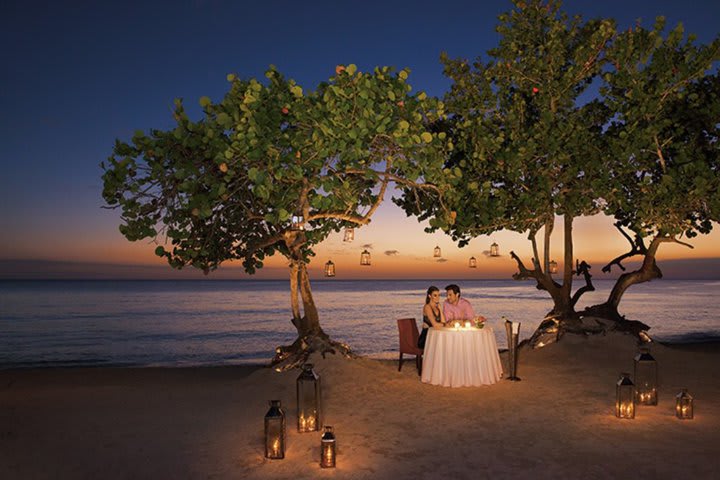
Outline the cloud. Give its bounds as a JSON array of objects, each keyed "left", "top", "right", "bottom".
[
  {"left": 436, "top": 258, "right": 449, "bottom": 263},
  {"left": 384, "top": 250, "right": 400, "bottom": 256},
  {"left": 361, "top": 243, "right": 373, "bottom": 249}
]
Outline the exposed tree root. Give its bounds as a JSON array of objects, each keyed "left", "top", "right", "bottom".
[{"left": 270, "top": 321, "right": 356, "bottom": 371}]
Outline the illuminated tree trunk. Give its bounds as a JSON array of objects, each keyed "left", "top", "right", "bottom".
[{"left": 272, "top": 231, "right": 353, "bottom": 370}]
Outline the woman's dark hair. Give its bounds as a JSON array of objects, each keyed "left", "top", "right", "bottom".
[{"left": 425, "top": 285, "right": 439, "bottom": 304}]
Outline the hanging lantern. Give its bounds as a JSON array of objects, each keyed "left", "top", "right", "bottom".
[
  {"left": 291, "top": 213, "right": 305, "bottom": 231},
  {"left": 549, "top": 260, "right": 558, "bottom": 274},
  {"left": 264, "top": 400, "right": 286, "bottom": 459},
  {"left": 469, "top": 256, "right": 477, "bottom": 268},
  {"left": 615, "top": 373, "right": 635, "bottom": 419},
  {"left": 490, "top": 242, "right": 499, "bottom": 257},
  {"left": 343, "top": 227, "right": 354, "bottom": 242},
  {"left": 433, "top": 245, "right": 441, "bottom": 257},
  {"left": 320, "top": 425, "right": 337, "bottom": 468},
  {"left": 360, "top": 249, "right": 371, "bottom": 266},
  {"left": 297, "top": 363, "right": 322, "bottom": 433},
  {"left": 675, "top": 389, "right": 694, "bottom": 419},
  {"left": 634, "top": 348, "right": 658, "bottom": 405},
  {"left": 324, "top": 260, "right": 335, "bottom": 278}
]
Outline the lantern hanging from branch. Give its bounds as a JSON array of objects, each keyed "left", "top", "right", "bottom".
[
  {"left": 343, "top": 227, "right": 354, "bottom": 242},
  {"left": 324, "top": 260, "right": 335, "bottom": 278},
  {"left": 634, "top": 347, "right": 658, "bottom": 405},
  {"left": 490, "top": 242, "right": 499, "bottom": 257},
  {"left": 675, "top": 389, "right": 694, "bottom": 419},
  {"left": 549, "top": 260, "right": 558, "bottom": 274},
  {"left": 297, "top": 363, "right": 322, "bottom": 432},
  {"left": 264, "top": 400, "right": 286, "bottom": 459},
  {"left": 291, "top": 213, "right": 305, "bottom": 231},
  {"left": 433, "top": 245, "right": 441, "bottom": 258},
  {"left": 320, "top": 426, "right": 337, "bottom": 468},
  {"left": 615, "top": 373, "right": 635, "bottom": 419},
  {"left": 469, "top": 256, "right": 477, "bottom": 268},
  {"left": 360, "top": 249, "right": 371, "bottom": 266}
]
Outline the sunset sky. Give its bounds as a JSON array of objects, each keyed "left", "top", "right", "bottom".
[{"left": 1, "top": 0, "right": 719, "bottom": 280}]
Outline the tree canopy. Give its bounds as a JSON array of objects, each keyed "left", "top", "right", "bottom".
[{"left": 102, "top": 65, "right": 450, "bottom": 367}]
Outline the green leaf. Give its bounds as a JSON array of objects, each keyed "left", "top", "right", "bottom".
[
  {"left": 290, "top": 85, "right": 303, "bottom": 98},
  {"left": 420, "top": 132, "right": 433, "bottom": 143},
  {"left": 199, "top": 96, "right": 211, "bottom": 108},
  {"left": 347, "top": 64, "right": 357, "bottom": 76}
]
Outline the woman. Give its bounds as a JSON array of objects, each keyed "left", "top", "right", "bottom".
[{"left": 417, "top": 285, "right": 446, "bottom": 349}]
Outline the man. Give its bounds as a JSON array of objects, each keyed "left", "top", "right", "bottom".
[{"left": 443, "top": 284, "right": 486, "bottom": 324}]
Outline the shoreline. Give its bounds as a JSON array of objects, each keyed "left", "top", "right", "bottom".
[
  {"left": 2, "top": 338, "right": 719, "bottom": 371},
  {"left": 2, "top": 333, "right": 719, "bottom": 479}
]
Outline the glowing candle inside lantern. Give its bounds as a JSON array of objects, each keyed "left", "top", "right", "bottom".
[
  {"left": 464, "top": 321, "right": 471, "bottom": 328},
  {"left": 320, "top": 426, "right": 336, "bottom": 468},
  {"left": 272, "top": 439, "right": 280, "bottom": 457},
  {"left": 453, "top": 321, "right": 460, "bottom": 330}
]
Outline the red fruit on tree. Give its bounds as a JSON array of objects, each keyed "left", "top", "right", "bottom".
[
  {"left": 532, "top": 87, "right": 539, "bottom": 94},
  {"left": 281, "top": 107, "right": 289, "bottom": 115}
]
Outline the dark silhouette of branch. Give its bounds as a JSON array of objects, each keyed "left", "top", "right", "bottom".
[
  {"left": 602, "top": 223, "right": 648, "bottom": 273},
  {"left": 571, "top": 260, "right": 595, "bottom": 308}
]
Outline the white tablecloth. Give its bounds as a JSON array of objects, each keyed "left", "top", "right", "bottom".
[{"left": 421, "top": 327, "right": 503, "bottom": 387}]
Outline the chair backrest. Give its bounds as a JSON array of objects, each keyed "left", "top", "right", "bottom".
[{"left": 397, "top": 318, "right": 421, "bottom": 354}]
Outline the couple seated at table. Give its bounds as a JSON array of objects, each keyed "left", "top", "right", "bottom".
[{"left": 418, "top": 284, "right": 486, "bottom": 349}]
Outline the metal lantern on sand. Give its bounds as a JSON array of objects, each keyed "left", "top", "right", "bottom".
[
  {"left": 676, "top": 389, "right": 694, "bottom": 419},
  {"left": 320, "top": 426, "right": 336, "bottom": 468},
  {"left": 264, "top": 400, "right": 286, "bottom": 459},
  {"left": 634, "top": 347, "right": 658, "bottom": 405},
  {"left": 615, "top": 373, "right": 635, "bottom": 419},
  {"left": 297, "top": 363, "right": 322, "bottom": 432}
]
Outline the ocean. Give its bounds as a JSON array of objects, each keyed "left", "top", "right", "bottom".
[{"left": 1, "top": 279, "right": 718, "bottom": 368}]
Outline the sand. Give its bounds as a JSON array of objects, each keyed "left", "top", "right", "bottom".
[{"left": 2, "top": 332, "right": 719, "bottom": 479}]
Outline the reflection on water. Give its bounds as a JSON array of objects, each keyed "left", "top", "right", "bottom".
[{"left": 1, "top": 279, "right": 718, "bottom": 367}]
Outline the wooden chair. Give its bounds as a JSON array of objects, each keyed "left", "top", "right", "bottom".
[{"left": 397, "top": 318, "right": 423, "bottom": 375}]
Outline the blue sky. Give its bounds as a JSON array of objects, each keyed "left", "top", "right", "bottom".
[{"left": 1, "top": 0, "right": 719, "bottom": 279}]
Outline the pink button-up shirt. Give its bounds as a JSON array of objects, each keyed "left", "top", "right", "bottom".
[{"left": 443, "top": 297, "right": 475, "bottom": 322}]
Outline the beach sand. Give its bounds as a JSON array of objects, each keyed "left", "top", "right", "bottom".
[{"left": 2, "top": 332, "right": 719, "bottom": 479}]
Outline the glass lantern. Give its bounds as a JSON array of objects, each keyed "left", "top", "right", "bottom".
[
  {"left": 324, "top": 260, "right": 335, "bottom": 277},
  {"left": 264, "top": 400, "right": 286, "bottom": 459},
  {"left": 433, "top": 245, "right": 441, "bottom": 257},
  {"left": 490, "top": 242, "right": 499, "bottom": 257},
  {"left": 296, "top": 363, "right": 321, "bottom": 432},
  {"left": 360, "top": 249, "right": 371, "bottom": 266},
  {"left": 320, "top": 425, "right": 336, "bottom": 468},
  {"left": 469, "top": 256, "right": 477, "bottom": 268},
  {"left": 615, "top": 373, "right": 635, "bottom": 419},
  {"left": 549, "top": 260, "right": 558, "bottom": 274},
  {"left": 291, "top": 213, "right": 305, "bottom": 231},
  {"left": 343, "top": 227, "right": 354, "bottom": 242},
  {"left": 634, "top": 347, "right": 658, "bottom": 405},
  {"left": 675, "top": 389, "right": 694, "bottom": 419}
]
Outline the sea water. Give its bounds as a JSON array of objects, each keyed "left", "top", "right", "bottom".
[{"left": 1, "top": 279, "right": 718, "bottom": 368}]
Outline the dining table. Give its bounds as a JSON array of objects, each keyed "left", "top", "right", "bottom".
[{"left": 420, "top": 325, "right": 503, "bottom": 387}]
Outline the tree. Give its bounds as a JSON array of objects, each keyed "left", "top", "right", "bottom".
[
  {"left": 584, "top": 20, "right": 720, "bottom": 323},
  {"left": 397, "top": 0, "right": 616, "bottom": 345},
  {"left": 102, "top": 65, "right": 449, "bottom": 369}
]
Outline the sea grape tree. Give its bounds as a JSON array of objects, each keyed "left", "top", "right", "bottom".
[
  {"left": 585, "top": 20, "right": 720, "bottom": 321},
  {"left": 102, "top": 65, "right": 449, "bottom": 369},
  {"left": 397, "top": 0, "right": 616, "bottom": 345}
]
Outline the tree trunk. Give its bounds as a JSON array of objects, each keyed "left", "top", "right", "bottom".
[
  {"left": 272, "top": 231, "right": 354, "bottom": 371},
  {"left": 581, "top": 237, "right": 666, "bottom": 337}
]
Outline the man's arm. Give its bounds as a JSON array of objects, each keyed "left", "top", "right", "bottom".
[{"left": 461, "top": 298, "right": 476, "bottom": 320}]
